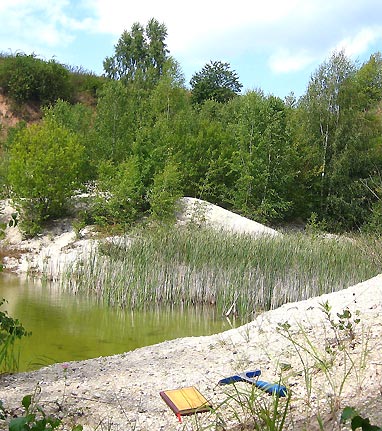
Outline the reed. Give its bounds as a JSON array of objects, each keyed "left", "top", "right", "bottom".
[{"left": 60, "top": 226, "right": 381, "bottom": 318}]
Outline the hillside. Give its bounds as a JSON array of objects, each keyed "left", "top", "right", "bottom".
[{"left": 0, "top": 93, "right": 41, "bottom": 135}]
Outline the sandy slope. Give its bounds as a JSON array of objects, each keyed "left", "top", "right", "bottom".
[{"left": 0, "top": 198, "right": 381, "bottom": 430}]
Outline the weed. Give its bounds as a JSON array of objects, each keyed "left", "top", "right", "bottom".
[
  {"left": 319, "top": 300, "right": 360, "bottom": 350},
  {"left": 214, "top": 380, "right": 291, "bottom": 431},
  {"left": 0, "top": 298, "right": 30, "bottom": 373},
  {"left": 4, "top": 385, "right": 82, "bottom": 431},
  {"left": 276, "top": 302, "right": 371, "bottom": 429},
  {"left": 341, "top": 406, "right": 382, "bottom": 431}
]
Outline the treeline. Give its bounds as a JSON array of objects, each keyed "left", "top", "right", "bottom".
[{"left": 1, "top": 19, "right": 382, "bottom": 236}]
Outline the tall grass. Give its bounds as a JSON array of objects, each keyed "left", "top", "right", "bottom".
[{"left": 60, "top": 226, "right": 382, "bottom": 318}]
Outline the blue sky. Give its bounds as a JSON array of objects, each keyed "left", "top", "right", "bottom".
[{"left": 1, "top": 0, "right": 381, "bottom": 99}]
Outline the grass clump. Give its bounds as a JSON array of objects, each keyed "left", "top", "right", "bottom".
[{"left": 61, "top": 226, "right": 381, "bottom": 317}]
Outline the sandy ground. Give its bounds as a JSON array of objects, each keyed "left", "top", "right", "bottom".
[{"left": 0, "top": 198, "right": 381, "bottom": 430}]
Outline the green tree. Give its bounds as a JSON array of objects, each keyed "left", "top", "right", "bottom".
[
  {"left": 43, "top": 99, "right": 95, "bottom": 180},
  {"left": 7, "top": 120, "right": 85, "bottom": 236},
  {"left": 93, "top": 80, "right": 137, "bottom": 163},
  {"left": 190, "top": 61, "right": 242, "bottom": 104},
  {"left": 297, "top": 50, "right": 382, "bottom": 230},
  {"left": 223, "top": 91, "right": 295, "bottom": 221},
  {"left": 93, "top": 157, "right": 146, "bottom": 227},
  {"left": 353, "top": 52, "right": 382, "bottom": 109},
  {"left": 103, "top": 18, "right": 169, "bottom": 88},
  {"left": 148, "top": 161, "right": 183, "bottom": 221}
]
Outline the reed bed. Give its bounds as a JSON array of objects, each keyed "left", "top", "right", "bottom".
[{"left": 61, "top": 226, "right": 381, "bottom": 318}]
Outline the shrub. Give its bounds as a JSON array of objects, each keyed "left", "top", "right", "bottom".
[
  {"left": 7, "top": 119, "right": 85, "bottom": 236},
  {"left": 0, "top": 53, "right": 71, "bottom": 105}
]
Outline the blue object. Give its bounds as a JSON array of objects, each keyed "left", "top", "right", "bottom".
[
  {"left": 218, "top": 370, "right": 261, "bottom": 385},
  {"left": 254, "top": 380, "right": 288, "bottom": 397},
  {"left": 218, "top": 370, "right": 287, "bottom": 397}
]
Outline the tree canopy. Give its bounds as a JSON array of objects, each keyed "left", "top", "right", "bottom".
[
  {"left": 190, "top": 61, "right": 243, "bottom": 104},
  {"left": 2, "top": 24, "right": 382, "bottom": 235},
  {"left": 103, "top": 18, "right": 169, "bottom": 88},
  {"left": 7, "top": 119, "right": 85, "bottom": 236}
]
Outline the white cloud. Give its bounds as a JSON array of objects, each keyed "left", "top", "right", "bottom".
[
  {"left": 0, "top": 0, "right": 85, "bottom": 51},
  {"left": 86, "top": 0, "right": 308, "bottom": 52},
  {"left": 335, "top": 27, "right": 382, "bottom": 57},
  {"left": 268, "top": 49, "right": 314, "bottom": 74}
]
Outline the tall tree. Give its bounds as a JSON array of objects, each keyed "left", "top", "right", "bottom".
[
  {"left": 298, "top": 51, "right": 355, "bottom": 214},
  {"left": 297, "top": 50, "right": 382, "bottom": 229},
  {"left": 190, "top": 61, "right": 242, "bottom": 104},
  {"left": 223, "top": 91, "right": 295, "bottom": 221},
  {"left": 103, "top": 18, "right": 169, "bottom": 88}
]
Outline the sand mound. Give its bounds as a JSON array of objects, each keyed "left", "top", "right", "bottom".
[{"left": 177, "top": 197, "right": 279, "bottom": 236}]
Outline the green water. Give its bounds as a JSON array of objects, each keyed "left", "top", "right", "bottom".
[{"left": 0, "top": 273, "right": 236, "bottom": 372}]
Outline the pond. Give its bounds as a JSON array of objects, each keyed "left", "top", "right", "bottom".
[{"left": 0, "top": 273, "right": 239, "bottom": 372}]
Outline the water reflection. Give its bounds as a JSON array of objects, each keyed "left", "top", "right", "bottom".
[{"left": 0, "top": 273, "right": 237, "bottom": 372}]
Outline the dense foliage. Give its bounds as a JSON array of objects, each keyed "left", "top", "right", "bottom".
[
  {"left": 103, "top": 18, "right": 170, "bottom": 89},
  {"left": 7, "top": 118, "right": 85, "bottom": 236},
  {"left": 0, "top": 53, "right": 71, "bottom": 104},
  {"left": 1, "top": 19, "right": 382, "bottom": 236},
  {"left": 190, "top": 60, "right": 243, "bottom": 104}
]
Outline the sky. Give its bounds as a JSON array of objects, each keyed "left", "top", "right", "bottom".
[{"left": 1, "top": 0, "right": 382, "bottom": 99}]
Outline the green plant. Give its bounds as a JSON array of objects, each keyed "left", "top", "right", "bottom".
[
  {"left": 305, "top": 212, "right": 327, "bottom": 234},
  {"left": 214, "top": 381, "right": 290, "bottom": 431},
  {"left": 0, "top": 298, "right": 30, "bottom": 373},
  {"left": 341, "top": 406, "right": 382, "bottom": 431},
  {"left": 320, "top": 300, "right": 361, "bottom": 350},
  {"left": 6, "top": 386, "right": 83, "bottom": 431},
  {"left": 61, "top": 229, "right": 382, "bottom": 315},
  {"left": 148, "top": 161, "right": 183, "bottom": 221},
  {"left": 0, "top": 53, "right": 71, "bottom": 105},
  {"left": 7, "top": 118, "right": 85, "bottom": 237},
  {"left": 276, "top": 303, "right": 371, "bottom": 428}
]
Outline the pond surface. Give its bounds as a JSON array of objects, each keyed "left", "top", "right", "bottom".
[{"left": 0, "top": 273, "right": 238, "bottom": 372}]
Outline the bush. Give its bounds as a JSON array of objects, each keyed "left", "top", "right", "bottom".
[
  {"left": 0, "top": 53, "right": 71, "bottom": 104},
  {"left": 92, "top": 157, "right": 146, "bottom": 228},
  {"left": 7, "top": 119, "right": 85, "bottom": 236}
]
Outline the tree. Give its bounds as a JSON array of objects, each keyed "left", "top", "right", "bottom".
[
  {"left": 148, "top": 161, "right": 183, "bottom": 221},
  {"left": 297, "top": 50, "right": 382, "bottom": 230},
  {"left": 103, "top": 18, "right": 169, "bottom": 88},
  {"left": 353, "top": 52, "right": 382, "bottom": 109},
  {"left": 223, "top": 91, "right": 295, "bottom": 221},
  {"left": 7, "top": 119, "right": 85, "bottom": 236},
  {"left": 93, "top": 156, "right": 146, "bottom": 227},
  {"left": 190, "top": 61, "right": 242, "bottom": 104}
]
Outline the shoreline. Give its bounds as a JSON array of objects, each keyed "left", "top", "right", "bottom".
[
  {"left": 1, "top": 275, "right": 382, "bottom": 430},
  {"left": 1, "top": 198, "right": 382, "bottom": 429}
]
